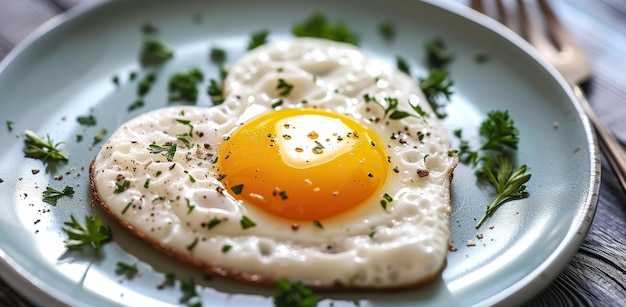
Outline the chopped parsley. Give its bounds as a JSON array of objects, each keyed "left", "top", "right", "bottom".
[
  {"left": 240, "top": 215, "right": 256, "bottom": 229},
  {"left": 312, "top": 220, "right": 323, "bottom": 229},
  {"left": 396, "top": 56, "right": 410, "bottom": 75},
  {"left": 168, "top": 68, "right": 204, "bottom": 103},
  {"left": 148, "top": 143, "right": 177, "bottom": 162},
  {"left": 112, "top": 75, "right": 120, "bottom": 85},
  {"left": 92, "top": 128, "right": 107, "bottom": 146},
  {"left": 122, "top": 201, "right": 133, "bottom": 214},
  {"left": 42, "top": 186, "right": 75, "bottom": 206},
  {"left": 62, "top": 214, "right": 112, "bottom": 250},
  {"left": 210, "top": 47, "right": 226, "bottom": 63},
  {"left": 419, "top": 69, "right": 453, "bottom": 119},
  {"left": 273, "top": 278, "right": 320, "bottom": 307},
  {"left": 230, "top": 184, "right": 244, "bottom": 195},
  {"left": 475, "top": 53, "right": 490, "bottom": 64},
  {"left": 276, "top": 78, "right": 294, "bottom": 96},
  {"left": 271, "top": 99, "right": 284, "bottom": 109},
  {"left": 247, "top": 29, "right": 269, "bottom": 50},
  {"left": 206, "top": 217, "right": 222, "bottom": 229},
  {"left": 424, "top": 37, "right": 454, "bottom": 70},
  {"left": 221, "top": 244, "right": 232, "bottom": 253},
  {"left": 176, "top": 118, "right": 194, "bottom": 136},
  {"left": 113, "top": 179, "right": 131, "bottom": 194},
  {"left": 6, "top": 120, "right": 13, "bottom": 132},
  {"left": 188, "top": 174, "right": 196, "bottom": 183},
  {"left": 140, "top": 36, "right": 174, "bottom": 66},
  {"left": 185, "top": 198, "right": 195, "bottom": 214},
  {"left": 115, "top": 262, "right": 139, "bottom": 279},
  {"left": 23, "top": 130, "right": 69, "bottom": 162},
  {"left": 186, "top": 237, "right": 198, "bottom": 251},
  {"left": 279, "top": 190, "right": 288, "bottom": 200},
  {"left": 292, "top": 12, "right": 359, "bottom": 45},
  {"left": 128, "top": 99, "right": 145, "bottom": 111},
  {"left": 179, "top": 277, "right": 200, "bottom": 305},
  {"left": 378, "top": 20, "right": 395, "bottom": 40},
  {"left": 138, "top": 72, "right": 157, "bottom": 96},
  {"left": 207, "top": 79, "right": 223, "bottom": 105},
  {"left": 77, "top": 114, "right": 97, "bottom": 126}
]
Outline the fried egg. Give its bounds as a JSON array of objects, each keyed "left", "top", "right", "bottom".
[{"left": 90, "top": 38, "right": 458, "bottom": 289}]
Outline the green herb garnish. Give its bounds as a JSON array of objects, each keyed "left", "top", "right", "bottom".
[
  {"left": 240, "top": 215, "right": 256, "bottom": 229},
  {"left": 292, "top": 12, "right": 359, "bottom": 45},
  {"left": 92, "top": 128, "right": 107, "bottom": 145},
  {"left": 312, "top": 220, "right": 323, "bottom": 229},
  {"left": 138, "top": 72, "right": 157, "bottom": 96},
  {"left": 186, "top": 198, "right": 195, "bottom": 214},
  {"left": 23, "top": 130, "right": 69, "bottom": 162},
  {"left": 378, "top": 20, "right": 395, "bottom": 40},
  {"left": 115, "top": 262, "right": 139, "bottom": 279},
  {"left": 456, "top": 110, "right": 531, "bottom": 228},
  {"left": 424, "top": 37, "right": 454, "bottom": 70},
  {"left": 221, "top": 244, "right": 232, "bottom": 253},
  {"left": 42, "top": 186, "right": 75, "bottom": 206},
  {"left": 128, "top": 99, "right": 145, "bottom": 111},
  {"left": 114, "top": 179, "right": 131, "bottom": 194},
  {"left": 457, "top": 110, "right": 519, "bottom": 165},
  {"left": 6, "top": 120, "right": 14, "bottom": 132},
  {"left": 77, "top": 115, "right": 97, "bottom": 126},
  {"left": 122, "top": 201, "right": 132, "bottom": 214},
  {"left": 140, "top": 36, "right": 174, "bottom": 66},
  {"left": 62, "top": 214, "right": 112, "bottom": 250},
  {"left": 210, "top": 47, "right": 226, "bottom": 63},
  {"left": 419, "top": 69, "right": 453, "bottom": 119},
  {"left": 231, "top": 184, "right": 244, "bottom": 195},
  {"left": 187, "top": 237, "right": 198, "bottom": 251},
  {"left": 207, "top": 79, "right": 223, "bottom": 105},
  {"left": 206, "top": 217, "right": 221, "bottom": 229},
  {"left": 168, "top": 68, "right": 204, "bottom": 103},
  {"left": 273, "top": 278, "right": 319, "bottom": 307},
  {"left": 148, "top": 143, "right": 177, "bottom": 162},
  {"left": 475, "top": 156, "right": 531, "bottom": 228},
  {"left": 271, "top": 99, "right": 284, "bottom": 109},
  {"left": 277, "top": 78, "right": 294, "bottom": 96},
  {"left": 247, "top": 29, "right": 269, "bottom": 50},
  {"left": 179, "top": 277, "right": 199, "bottom": 305},
  {"left": 396, "top": 56, "right": 410, "bottom": 75}
]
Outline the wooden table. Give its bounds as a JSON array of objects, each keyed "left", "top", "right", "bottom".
[{"left": 1, "top": 0, "right": 624, "bottom": 306}]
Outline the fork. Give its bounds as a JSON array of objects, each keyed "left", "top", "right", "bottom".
[{"left": 470, "top": 0, "right": 626, "bottom": 193}]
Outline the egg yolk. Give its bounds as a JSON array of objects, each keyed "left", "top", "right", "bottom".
[{"left": 217, "top": 108, "right": 389, "bottom": 221}]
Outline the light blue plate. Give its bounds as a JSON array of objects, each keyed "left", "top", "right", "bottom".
[{"left": 0, "top": 0, "right": 599, "bottom": 306}]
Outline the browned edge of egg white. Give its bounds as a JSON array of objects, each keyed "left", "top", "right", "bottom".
[{"left": 89, "top": 158, "right": 454, "bottom": 291}]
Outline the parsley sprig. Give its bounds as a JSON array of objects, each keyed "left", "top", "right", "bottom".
[
  {"left": 42, "top": 186, "right": 75, "bottom": 206},
  {"left": 475, "top": 156, "right": 531, "bottom": 228},
  {"left": 23, "top": 130, "right": 69, "bottom": 162},
  {"left": 457, "top": 110, "right": 519, "bottom": 165},
  {"left": 456, "top": 110, "right": 531, "bottom": 228},
  {"left": 62, "top": 214, "right": 112, "bottom": 250},
  {"left": 419, "top": 69, "right": 454, "bottom": 119}
]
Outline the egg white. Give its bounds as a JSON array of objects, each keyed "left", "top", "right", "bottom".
[{"left": 91, "top": 38, "right": 457, "bottom": 288}]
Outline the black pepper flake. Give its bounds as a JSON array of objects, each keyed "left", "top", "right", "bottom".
[
  {"left": 367, "top": 173, "right": 374, "bottom": 178},
  {"left": 291, "top": 223, "right": 299, "bottom": 231},
  {"left": 216, "top": 174, "right": 226, "bottom": 181},
  {"left": 417, "top": 169, "right": 430, "bottom": 177},
  {"left": 169, "top": 163, "right": 176, "bottom": 170},
  {"left": 393, "top": 166, "right": 400, "bottom": 173}
]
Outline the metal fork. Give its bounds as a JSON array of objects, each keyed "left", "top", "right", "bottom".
[{"left": 470, "top": 0, "right": 626, "bottom": 193}]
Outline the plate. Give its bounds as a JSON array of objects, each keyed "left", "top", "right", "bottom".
[{"left": 0, "top": 0, "right": 599, "bottom": 306}]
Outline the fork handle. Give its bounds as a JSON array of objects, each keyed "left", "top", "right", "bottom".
[{"left": 574, "top": 85, "right": 626, "bottom": 192}]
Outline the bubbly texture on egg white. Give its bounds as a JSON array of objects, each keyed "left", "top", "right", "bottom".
[{"left": 90, "top": 38, "right": 458, "bottom": 289}]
